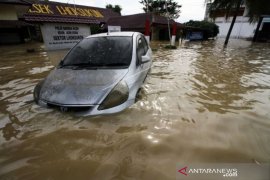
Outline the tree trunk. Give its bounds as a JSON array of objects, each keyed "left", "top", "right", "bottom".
[
  {"left": 252, "top": 16, "right": 263, "bottom": 42},
  {"left": 224, "top": 0, "right": 242, "bottom": 46}
]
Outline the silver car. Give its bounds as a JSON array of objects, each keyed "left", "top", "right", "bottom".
[{"left": 34, "top": 32, "right": 152, "bottom": 116}]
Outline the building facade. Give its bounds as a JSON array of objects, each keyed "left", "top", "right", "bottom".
[
  {"left": 1, "top": 1, "right": 185, "bottom": 48},
  {"left": 24, "top": 1, "right": 120, "bottom": 50},
  {"left": 205, "top": 3, "right": 270, "bottom": 41},
  {"left": 107, "top": 13, "right": 183, "bottom": 41},
  {"left": 0, "top": 0, "right": 32, "bottom": 44}
]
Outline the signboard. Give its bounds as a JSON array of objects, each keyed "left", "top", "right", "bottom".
[
  {"left": 108, "top": 26, "right": 121, "bottom": 33},
  {"left": 40, "top": 23, "right": 90, "bottom": 50},
  {"left": 28, "top": 3, "right": 104, "bottom": 18}
]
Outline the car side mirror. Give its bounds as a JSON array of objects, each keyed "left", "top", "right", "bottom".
[
  {"left": 141, "top": 55, "right": 150, "bottom": 64},
  {"left": 58, "top": 59, "right": 64, "bottom": 68}
]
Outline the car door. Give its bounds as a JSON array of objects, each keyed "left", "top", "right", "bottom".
[
  {"left": 127, "top": 34, "right": 151, "bottom": 100},
  {"left": 136, "top": 35, "right": 151, "bottom": 85}
]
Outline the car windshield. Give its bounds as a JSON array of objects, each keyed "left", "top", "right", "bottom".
[{"left": 61, "top": 36, "right": 133, "bottom": 68}]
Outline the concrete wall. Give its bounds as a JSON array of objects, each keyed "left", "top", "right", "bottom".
[
  {"left": 214, "top": 16, "right": 257, "bottom": 39},
  {"left": 204, "top": 5, "right": 260, "bottom": 39},
  {"left": 0, "top": 4, "right": 18, "bottom": 20}
]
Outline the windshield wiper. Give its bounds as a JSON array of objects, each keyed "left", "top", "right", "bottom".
[
  {"left": 61, "top": 63, "right": 91, "bottom": 67},
  {"left": 59, "top": 63, "right": 99, "bottom": 70},
  {"left": 103, "top": 63, "right": 128, "bottom": 67},
  {"left": 59, "top": 63, "right": 128, "bottom": 69}
]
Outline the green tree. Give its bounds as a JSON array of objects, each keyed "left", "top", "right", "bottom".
[
  {"left": 106, "top": 4, "right": 122, "bottom": 15},
  {"left": 140, "top": 0, "right": 181, "bottom": 19},
  {"left": 208, "top": 0, "right": 270, "bottom": 45},
  {"left": 185, "top": 20, "right": 219, "bottom": 39}
]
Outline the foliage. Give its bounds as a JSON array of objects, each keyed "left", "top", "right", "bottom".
[
  {"left": 185, "top": 20, "right": 219, "bottom": 38},
  {"left": 208, "top": 0, "right": 243, "bottom": 19},
  {"left": 245, "top": 0, "right": 270, "bottom": 22},
  {"left": 139, "top": 0, "right": 181, "bottom": 19},
  {"left": 90, "top": 25, "right": 102, "bottom": 35},
  {"left": 106, "top": 4, "right": 122, "bottom": 15}
]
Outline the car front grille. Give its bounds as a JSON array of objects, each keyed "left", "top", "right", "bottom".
[{"left": 47, "top": 103, "right": 92, "bottom": 113}]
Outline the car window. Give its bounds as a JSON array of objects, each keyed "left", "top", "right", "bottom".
[
  {"left": 137, "top": 36, "right": 146, "bottom": 65},
  {"left": 62, "top": 36, "right": 133, "bottom": 68},
  {"left": 141, "top": 36, "right": 149, "bottom": 53}
]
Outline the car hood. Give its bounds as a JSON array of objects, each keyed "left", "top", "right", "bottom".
[{"left": 39, "top": 68, "right": 128, "bottom": 105}]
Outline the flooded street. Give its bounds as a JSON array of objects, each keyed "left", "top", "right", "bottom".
[{"left": 0, "top": 40, "right": 270, "bottom": 179}]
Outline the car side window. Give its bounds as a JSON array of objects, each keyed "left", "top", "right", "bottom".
[
  {"left": 137, "top": 35, "right": 148, "bottom": 65},
  {"left": 141, "top": 36, "right": 149, "bottom": 53}
]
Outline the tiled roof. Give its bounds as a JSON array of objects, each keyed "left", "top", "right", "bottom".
[
  {"left": 107, "top": 13, "right": 150, "bottom": 29},
  {"left": 0, "top": 20, "right": 33, "bottom": 27},
  {"left": 107, "top": 13, "right": 183, "bottom": 29},
  {"left": 24, "top": 15, "right": 100, "bottom": 25},
  {"left": 0, "top": 0, "right": 31, "bottom": 5},
  {"left": 24, "top": 1, "right": 120, "bottom": 24}
]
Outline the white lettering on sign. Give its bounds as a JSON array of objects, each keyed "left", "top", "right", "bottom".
[{"left": 40, "top": 23, "right": 90, "bottom": 50}]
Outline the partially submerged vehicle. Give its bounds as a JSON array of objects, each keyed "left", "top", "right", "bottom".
[{"left": 34, "top": 32, "right": 152, "bottom": 116}]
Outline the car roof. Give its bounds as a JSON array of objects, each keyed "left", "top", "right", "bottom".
[{"left": 86, "top": 31, "right": 140, "bottom": 38}]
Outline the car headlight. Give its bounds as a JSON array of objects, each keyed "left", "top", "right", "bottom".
[
  {"left": 98, "top": 81, "right": 129, "bottom": 110},
  {"left": 33, "top": 80, "right": 44, "bottom": 104}
]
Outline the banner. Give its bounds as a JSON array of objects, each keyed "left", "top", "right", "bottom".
[{"left": 40, "top": 23, "right": 90, "bottom": 50}]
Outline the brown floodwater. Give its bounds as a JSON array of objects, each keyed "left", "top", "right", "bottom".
[{"left": 0, "top": 39, "right": 270, "bottom": 179}]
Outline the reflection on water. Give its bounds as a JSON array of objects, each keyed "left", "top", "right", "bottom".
[{"left": 0, "top": 40, "right": 270, "bottom": 179}]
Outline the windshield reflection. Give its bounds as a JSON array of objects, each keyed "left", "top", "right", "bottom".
[{"left": 61, "top": 36, "right": 133, "bottom": 69}]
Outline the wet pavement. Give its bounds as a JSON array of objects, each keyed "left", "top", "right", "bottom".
[{"left": 0, "top": 40, "right": 270, "bottom": 179}]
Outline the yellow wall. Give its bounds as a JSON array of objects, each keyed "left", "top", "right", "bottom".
[{"left": 0, "top": 5, "right": 18, "bottom": 20}]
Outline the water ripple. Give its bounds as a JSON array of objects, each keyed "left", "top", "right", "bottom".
[{"left": 0, "top": 40, "right": 270, "bottom": 179}]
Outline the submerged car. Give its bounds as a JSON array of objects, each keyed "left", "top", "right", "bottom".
[{"left": 34, "top": 32, "right": 152, "bottom": 116}]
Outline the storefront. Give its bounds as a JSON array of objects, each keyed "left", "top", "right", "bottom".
[
  {"left": 0, "top": 0, "right": 31, "bottom": 44},
  {"left": 24, "top": 1, "right": 120, "bottom": 50}
]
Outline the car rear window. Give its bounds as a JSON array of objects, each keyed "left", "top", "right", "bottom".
[{"left": 62, "top": 36, "right": 133, "bottom": 68}]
